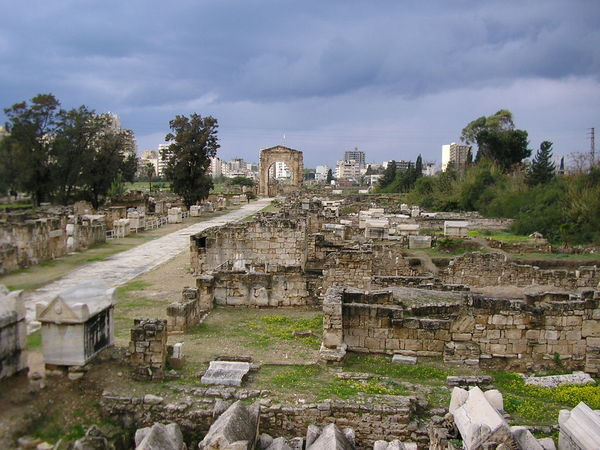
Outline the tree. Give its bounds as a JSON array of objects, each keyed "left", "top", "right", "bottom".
[
  {"left": 526, "top": 141, "right": 556, "bottom": 186},
  {"left": 461, "top": 109, "right": 530, "bottom": 170},
  {"left": 475, "top": 128, "right": 530, "bottom": 170},
  {"left": 461, "top": 109, "right": 514, "bottom": 145},
  {"left": 379, "top": 160, "right": 397, "bottom": 189},
  {"left": 162, "top": 114, "right": 219, "bottom": 208},
  {"left": 52, "top": 105, "right": 105, "bottom": 204},
  {"left": 326, "top": 168, "right": 333, "bottom": 184},
  {"left": 228, "top": 176, "right": 255, "bottom": 187},
  {"left": 83, "top": 129, "right": 129, "bottom": 208},
  {"left": 2, "top": 94, "right": 61, "bottom": 205},
  {"left": 120, "top": 153, "right": 138, "bottom": 183}
]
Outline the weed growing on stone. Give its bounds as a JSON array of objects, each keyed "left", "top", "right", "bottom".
[{"left": 26, "top": 330, "right": 42, "bottom": 350}]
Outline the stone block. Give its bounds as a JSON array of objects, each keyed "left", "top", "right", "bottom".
[
  {"left": 201, "top": 361, "right": 251, "bottom": 387},
  {"left": 392, "top": 354, "right": 417, "bottom": 365},
  {"left": 559, "top": 402, "right": 600, "bottom": 450}
]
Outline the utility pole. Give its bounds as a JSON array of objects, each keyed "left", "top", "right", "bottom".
[{"left": 589, "top": 127, "right": 596, "bottom": 165}]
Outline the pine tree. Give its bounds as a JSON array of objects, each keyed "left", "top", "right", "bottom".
[{"left": 526, "top": 141, "right": 556, "bottom": 186}]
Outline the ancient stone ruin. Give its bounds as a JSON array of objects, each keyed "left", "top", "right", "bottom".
[{"left": 0, "top": 285, "right": 27, "bottom": 380}]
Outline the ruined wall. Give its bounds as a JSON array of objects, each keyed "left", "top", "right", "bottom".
[
  {"left": 0, "top": 288, "right": 27, "bottom": 380},
  {"left": 485, "top": 238, "right": 551, "bottom": 254},
  {"left": 322, "top": 245, "right": 415, "bottom": 292},
  {"left": 167, "top": 287, "right": 211, "bottom": 334},
  {"left": 101, "top": 389, "right": 421, "bottom": 447},
  {"left": 444, "top": 252, "right": 600, "bottom": 288},
  {"left": 0, "top": 214, "right": 105, "bottom": 274},
  {"left": 190, "top": 218, "right": 308, "bottom": 274},
  {"left": 129, "top": 319, "right": 167, "bottom": 381},
  {"left": 210, "top": 269, "right": 319, "bottom": 307},
  {"left": 322, "top": 287, "right": 600, "bottom": 374}
]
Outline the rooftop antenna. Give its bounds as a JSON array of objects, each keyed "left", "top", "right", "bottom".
[{"left": 282, "top": 133, "right": 287, "bottom": 147}]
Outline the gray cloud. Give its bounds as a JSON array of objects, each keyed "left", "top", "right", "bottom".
[{"left": 1, "top": 0, "right": 599, "bottom": 166}]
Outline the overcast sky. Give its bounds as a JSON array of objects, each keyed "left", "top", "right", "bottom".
[{"left": 1, "top": 0, "right": 599, "bottom": 168}]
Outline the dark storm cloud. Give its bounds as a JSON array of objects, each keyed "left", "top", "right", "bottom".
[{"left": 1, "top": 0, "right": 599, "bottom": 165}]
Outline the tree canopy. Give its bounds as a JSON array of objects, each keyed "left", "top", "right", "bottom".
[
  {"left": 526, "top": 141, "right": 556, "bottom": 186},
  {"left": 162, "top": 114, "right": 219, "bottom": 208},
  {"left": 461, "top": 109, "right": 530, "bottom": 170},
  {"left": 1, "top": 94, "right": 136, "bottom": 207}
]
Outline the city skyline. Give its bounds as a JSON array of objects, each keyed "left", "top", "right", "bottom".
[{"left": 1, "top": 1, "right": 599, "bottom": 168}]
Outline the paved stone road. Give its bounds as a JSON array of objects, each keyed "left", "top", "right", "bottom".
[{"left": 24, "top": 198, "right": 273, "bottom": 326}]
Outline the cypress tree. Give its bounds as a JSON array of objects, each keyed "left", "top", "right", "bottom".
[{"left": 526, "top": 141, "right": 556, "bottom": 186}]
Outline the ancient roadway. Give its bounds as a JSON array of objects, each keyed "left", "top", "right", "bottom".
[{"left": 24, "top": 198, "right": 273, "bottom": 327}]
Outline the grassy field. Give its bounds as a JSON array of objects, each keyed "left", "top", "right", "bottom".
[{"left": 468, "top": 230, "right": 531, "bottom": 242}]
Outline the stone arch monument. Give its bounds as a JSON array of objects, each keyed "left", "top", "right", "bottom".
[{"left": 258, "top": 146, "right": 304, "bottom": 197}]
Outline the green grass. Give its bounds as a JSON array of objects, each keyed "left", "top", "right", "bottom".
[
  {"left": 343, "top": 354, "right": 454, "bottom": 384},
  {"left": 256, "top": 364, "right": 410, "bottom": 400},
  {"left": 0, "top": 203, "right": 32, "bottom": 210},
  {"left": 116, "top": 280, "right": 151, "bottom": 295},
  {"left": 493, "top": 372, "right": 600, "bottom": 425},
  {"left": 468, "top": 230, "right": 531, "bottom": 243},
  {"left": 199, "top": 314, "right": 323, "bottom": 350},
  {"left": 27, "top": 330, "right": 42, "bottom": 350}
]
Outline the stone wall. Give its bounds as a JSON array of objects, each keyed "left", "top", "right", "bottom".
[
  {"left": 101, "top": 388, "right": 421, "bottom": 447},
  {"left": 444, "top": 252, "right": 600, "bottom": 288},
  {"left": 485, "top": 237, "right": 551, "bottom": 254},
  {"left": 0, "top": 214, "right": 106, "bottom": 274},
  {"left": 190, "top": 218, "right": 308, "bottom": 274},
  {"left": 129, "top": 319, "right": 168, "bottom": 381},
  {"left": 0, "top": 287, "right": 27, "bottom": 380},
  {"left": 166, "top": 287, "right": 210, "bottom": 334},
  {"left": 210, "top": 269, "right": 319, "bottom": 307},
  {"left": 322, "top": 245, "right": 415, "bottom": 293},
  {"left": 322, "top": 286, "right": 600, "bottom": 374}
]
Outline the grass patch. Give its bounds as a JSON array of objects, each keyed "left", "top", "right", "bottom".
[
  {"left": 0, "top": 203, "right": 33, "bottom": 210},
  {"left": 513, "top": 252, "right": 600, "bottom": 261},
  {"left": 343, "top": 354, "right": 454, "bottom": 384},
  {"left": 27, "top": 330, "right": 42, "bottom": 350},
  {"left": 241, "top": 315, "right": 322, "bottom": 349},
  {"left": 468, "top": 230, "right": 531, "bottom": 243},
  {"left": 493, "top": 372, "right": 600, "bottom": 425},
  {"left": 116, "top": 280, "right": 151, "bottom": 295},
  {"left": 321, "top": 377, "right": 409, "bottom": 399}
]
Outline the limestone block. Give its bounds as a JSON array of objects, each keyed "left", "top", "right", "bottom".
[
  {"left": 509, "top": 426, "right": 548, "bottom": 450},
  {"left": 449, "top": 387, "right": 515, "bottom": 449},
  {"left": 198, "top": 400, "right": 260, "bottom": 450},
  {"left": 134, "top": 423, "right": 185, "bottom": 450},
  {"left": 306, "top": 423, "right": 355, "bottom": 450},
  {"left": 201, "top": 361, "right": 251, "bottom": 387},
  {"left": 559, "top": 402, "right": 600, "bottom": 450},
  {"left": 582, "top": 320, "right": 600, "bottom": 337},
  {"left": 524, "top": 372, "right": 595, "bottom": 389},
  {"left": 392, "top": 354, "right": 417, "bottom": 365}
]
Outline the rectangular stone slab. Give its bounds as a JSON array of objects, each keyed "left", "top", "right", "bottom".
[{"left": 201, "top": 361, "right": 251, "bottom": 386}]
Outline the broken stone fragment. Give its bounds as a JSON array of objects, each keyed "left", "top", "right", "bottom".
[{"left": 198, "top": 400, "right": 260, "bottom": 450}]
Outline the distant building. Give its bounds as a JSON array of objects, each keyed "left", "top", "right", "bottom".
[
  {"left": 275, "top": 161, "right": 291, "bottom": 180},
  {"left": 140, "top": 150, "right": 160, "bottom": 176},
  {"left": 336, "top": 160, "right": 361, "bottom": 180},
  {"left": 442, "top": 142, "right": 471, "bottom": 172},
  {"left": 210, "top": 157, "right": 224, "bottom": 177},
  {"left": 344, "top": 147, "right": 366, "bottom": 169},
  {"left": 315, "top": 165, "right": 331, "bottom": 182},
  {"left": 423, "top": 162, "right": 437, "bottom": 176},
  {"left": 158, "top": 143, "right": 172, "bottom": 177},
  {"left": 383, "top": 160, "right": 414, "bottom": 170}
]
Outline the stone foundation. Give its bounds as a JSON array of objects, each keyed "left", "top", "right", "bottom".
[
  {"left": 101, "top": 389, "right": 421, "bottom": 448},
  {"left": 322, "top": 286, "right": 600, "bottom": 374},
  {"left": 444, "top": 252, "right": 600, "bottom": 288}
]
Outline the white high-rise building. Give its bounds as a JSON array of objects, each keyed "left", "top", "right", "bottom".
[
  {"left": 442, "top": 142, "right": 471, "bottom": 172},
  {"left": 275, "top": 161, "right": 291, "bottom": 180},
  {"left": 315, "top": 165, "right": 330, "bottom": 182}
]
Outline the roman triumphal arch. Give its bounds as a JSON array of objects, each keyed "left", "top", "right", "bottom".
[{"left": 258, "top": 146, "right": 304, "bottom": 197}]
